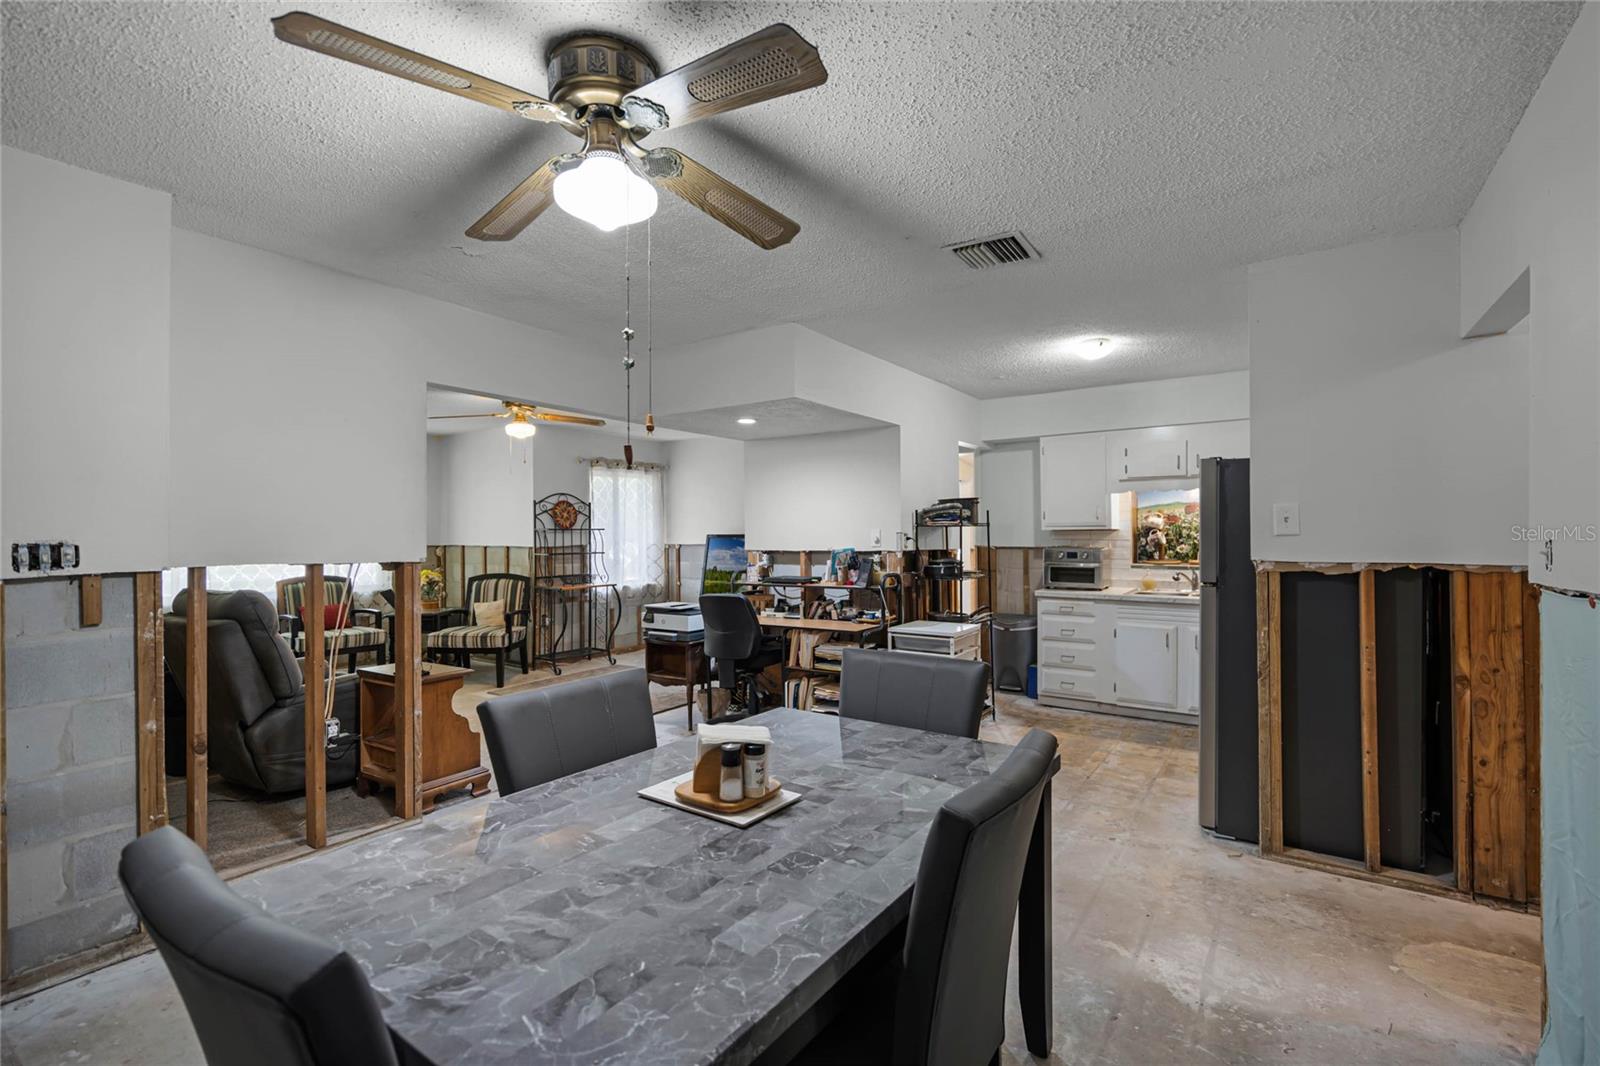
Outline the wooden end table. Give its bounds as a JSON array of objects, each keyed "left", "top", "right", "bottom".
[
  {"left": 644, "top": 634, "right": 708, "bottom": 731},
  {"left": 356, "top": 662, "right": 490, "bottom": 813}
]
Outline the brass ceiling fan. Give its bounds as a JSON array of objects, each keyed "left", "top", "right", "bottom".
[
  {"left": 430, "top": 401, "right": 605, "bottom": 439},
  {"left": 271, "top": 12, "right": 827, "bottom": 249}
]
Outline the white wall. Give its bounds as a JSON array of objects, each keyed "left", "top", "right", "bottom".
[
  {"left": 1, "top": 148, "right": 171, "bottom": 576},
  {"left": 169, "top": 229, "right": 620, "bottom": 567},
  {"left": 1460, "top": 4, "right": 1599, "bottom": 596},
  {"left": 664, "top": 436, "right": 745, "bottom": 544},
  {"left": 978, "top": 371, "right": 1250, "bottom": 444},
  {"left": 743, "top": 427, "right": 901, "bottom": 550},
  {"left": 425, "top": 424, "right": 666, "bottom": 546},
  {"left": 1249, "top": 229, "right": 1528, "bottom": 565}
]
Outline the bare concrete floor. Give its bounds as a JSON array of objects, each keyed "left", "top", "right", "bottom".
[{"left": 1, "top": 693, "right": 1541, "bottom": 1066}]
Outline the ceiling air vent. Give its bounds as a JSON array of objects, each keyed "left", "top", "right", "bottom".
[{"left": 945, "top": 231, "right": 1038, "bottom": 270}]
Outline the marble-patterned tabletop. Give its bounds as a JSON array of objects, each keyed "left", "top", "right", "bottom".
[{"left": 235, "top": 709, "right": 1024, "bottom": 1066}]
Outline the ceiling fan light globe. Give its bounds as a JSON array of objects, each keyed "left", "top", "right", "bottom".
[
  {"left": 552, "top": 152, "right": 657, "bottom": 232},
  {"left": 505, "top": 418, "right": 537, "bottom": 439}
]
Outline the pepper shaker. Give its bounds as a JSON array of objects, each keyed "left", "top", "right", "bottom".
[
  {"left": 718, "top": 743, "right": 744, "bottom": 802},
  {"left": 742, "top": 742, "right": 769, "bottom": 797}
]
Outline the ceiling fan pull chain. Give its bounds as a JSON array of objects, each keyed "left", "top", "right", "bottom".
[
  {"left": 644, "top": 215, "right": 655, "bottom": 435},
  {"left": 622, "top": 178, "right": 635, "bottom": 468}
]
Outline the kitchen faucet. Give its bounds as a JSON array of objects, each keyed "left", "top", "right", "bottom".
[{"left": 1173, "top": 568, "right": 1200, "bottom": 592}]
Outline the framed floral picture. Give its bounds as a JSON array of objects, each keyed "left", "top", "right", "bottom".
[{"left": 1133, "top": 488, "right": 1200, "bottom": 566}]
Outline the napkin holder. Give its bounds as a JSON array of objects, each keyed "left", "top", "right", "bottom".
[{"left": 687, "top": 723, "right": 775, "bottom": 807}]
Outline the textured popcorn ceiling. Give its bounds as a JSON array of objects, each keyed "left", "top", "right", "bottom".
[{"left": 0, "top": 2, "right": 1580, "bottom": 398}]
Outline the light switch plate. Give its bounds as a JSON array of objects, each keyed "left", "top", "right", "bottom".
[{"left": 1272, "top": 503, "right": 1301, "bottom": 536}]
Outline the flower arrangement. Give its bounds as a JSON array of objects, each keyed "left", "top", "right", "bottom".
[{"left": 420, "top": 568, "right": 445, "bottom": 608}]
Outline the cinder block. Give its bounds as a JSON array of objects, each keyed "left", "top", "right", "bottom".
[
  {"left": 3, "top": 578, "right": 76, "bottom": 640},
  {"left": 69, "top": 693, "right": 138, "bottom": 765},
  {"left": 4, "top": 702, "right": 71, "bottom": 783},
  {"left": 6, "top": 840, "right": 68, "bottom": 926},
  {"left": 4, "top": 627, "right": 134, "bottom": 707},
  {"left": 68, "top": 827, "right": 134, "bottom": 901},
  {"left": 4, "top": 891, "right": 136, "bottom": 978},
  {"left": 98, "top": 575, "right": 136, "bottom": 625},
  {"left": 6, "top": 761, "right": 136, "bottom": 848}
]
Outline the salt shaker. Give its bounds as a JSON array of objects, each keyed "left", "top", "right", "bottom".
[
  {"left": 742, "top": 742, "right": 769, "bottom": 797},
  {"left": 719, "top": 743, "right": 744, "bottom": 802}
]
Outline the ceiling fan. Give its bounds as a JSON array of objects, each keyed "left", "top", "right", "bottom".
[
  {"left": 430, "top": 401, "right": 605, "bottom": 439},
  {"left": 271, "top": 12, "right": 827, "bottom": 249}
]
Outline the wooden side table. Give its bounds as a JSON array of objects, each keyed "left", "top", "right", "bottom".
[
  {"left": 644, "top": 634, "right": 708, "bottom": 731},
  {"left": 357, "top": 662, "right": 490, "bottom": 812}
]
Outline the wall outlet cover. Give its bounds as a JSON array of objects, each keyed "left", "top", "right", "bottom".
[{"left": 1272, "top": 503, "right": 1301, "bottom": 536}]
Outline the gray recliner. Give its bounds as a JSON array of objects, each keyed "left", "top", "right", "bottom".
[
  {"left": 477, "top": 668, "right": 657, "bottom": 797},
  {"left": 165, "top": 589, "right": 359, "bottom": 794},
  {"left": 837, "top": 649, "right": 988, "bottom": 739},
  {"left": 119, "top": 826, "right": 426, "bottom": 1066}
]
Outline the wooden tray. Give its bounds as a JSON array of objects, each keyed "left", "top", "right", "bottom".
[{"left": 675, "top": 778, "right": 783, "bottom": 814}]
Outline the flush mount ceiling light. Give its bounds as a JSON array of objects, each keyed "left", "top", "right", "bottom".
[
  {"left": 552, "top": 150, "right": 657, "bottom": 232},
  {"left": 504, "top": 412, "right": 538, "bottom": 439},
  {"left": 736, "top": 417, "right": 758, "bottom": 425},
  {"left": 1064, "top": 335, "right": 1119, "bottom": 361}
]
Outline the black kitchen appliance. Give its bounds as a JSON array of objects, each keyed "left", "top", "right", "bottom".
[{"left": 1198, "top": 457, "right": 1259, "bottom": 842}]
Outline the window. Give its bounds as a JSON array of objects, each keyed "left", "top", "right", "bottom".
[
  {"left": 161, "top": 562, "right": 391, "bottom": 608},
  {"left": 589, "top": 463, "right": 664, "bottom": 593}
]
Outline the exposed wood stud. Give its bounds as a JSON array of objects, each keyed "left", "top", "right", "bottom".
[
  {"left": 78, "top": 575, "right": 103, "bottom": 627},
  {"left": 1, "top": 581, "right": 9, "bottom": 978},
  {"left": 303, "top": 565, "right": 327, "bottom": 848},
  {"left": 1469, "top": 571, "right": 1528, "bottom": 902},
  {"left": 1358, "top": 569, "right": 1381, "bottom": 872},
  {"left": 134, "top": 573, "right": 168, "bottom": 835},
  {"left": 1450, "top": 570, "right": 1474, "bottom": 894},
  {"left": 393, "top": 562, "right": 423, "bottom": 819},
  {"left": 1256, "top": 568, "right": 1283, "bottom": 854},
  {"left": 185, "top": 567, "right": 209, "bottom": 849},
  {"left": 1522, "top": 581, "right": 1541, "bottom": 903}
]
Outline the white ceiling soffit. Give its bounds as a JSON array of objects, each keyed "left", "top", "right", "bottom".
[
  {"left": 425, "top": 387, "right": 697, "bottom": 440},
  {"left": 1, "top": 2, "right": 1580, "bottom": 398},
  {"left": 656, "top": 397, "right": 892, "bottom": 440}
]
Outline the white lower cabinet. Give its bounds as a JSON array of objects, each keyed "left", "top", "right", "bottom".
[{"left": 1035, "top": 594, "right": 1200, "bottom": 719}]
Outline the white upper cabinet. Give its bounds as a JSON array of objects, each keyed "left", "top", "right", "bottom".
[
  {"left": 1183, "top": 419, "right": 1251, "bottom": 475},
  {"left": 1039, "top": 433, "right": 1110, "bottom": 529}
]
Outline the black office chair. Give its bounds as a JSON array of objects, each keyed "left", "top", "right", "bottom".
[
  {"left": 700, "top": 593, "right": 785, "bottom": 718},
  {"left": 837, "top": 649, "right": 988, "bottom": 739},
  {"left": 477, "top": 668, "right": 657, "bottom": 797},
  {"left": 118, "top": 826, "right": 426, "bottom": 1066},
  {"left": 784, "top": 728, "right": 1059, "bottom": 1066}
]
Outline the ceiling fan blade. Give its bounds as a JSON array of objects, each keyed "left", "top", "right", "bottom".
[
  {"left": 620, "top": 23, "right": 826, "bottom": 133},
  {"left": 533, "top": 411, "right": 607, "bottom": 426},
  {"left": 428, "top": 412, "right": 506, "bottom": 419},
  {"left": 271, "top": 12, "right": 573, "bottom": 126},
  {"left": 465, "top": 156, "right": 568, "bottom": 241},
  {"left": 645, "top": 149, "right": 798, "bottom": 249}
]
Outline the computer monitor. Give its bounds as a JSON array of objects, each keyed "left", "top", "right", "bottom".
[{"left": 701, "top": 533, "right": 746, "bottom": 594}]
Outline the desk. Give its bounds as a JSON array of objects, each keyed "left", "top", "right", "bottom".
[
  {"left": 643, "top": 634, "right": 708, "bottom": 732},
  {"left": 236, "top": 711, "right": 1057, "bottom": 1064},
  {"left": 355, "top": 662, "right": 490, "bottom": 813},
  {"left": 759, "top": 614, "right": 885, "bottom": 710}
]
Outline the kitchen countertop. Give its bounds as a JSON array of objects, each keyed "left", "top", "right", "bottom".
[{"left": 1035, "top": 585, "right": 1200, "bottom": 606}]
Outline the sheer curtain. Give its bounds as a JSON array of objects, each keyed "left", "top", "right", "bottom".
[
  {"left": 160, "top": 563, "right": 392, "bottom": 608},
  {"left": 589, "top": 462, "right": 664, "bottom": 595}
]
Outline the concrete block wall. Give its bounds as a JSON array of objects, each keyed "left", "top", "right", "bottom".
[{"left": 4, "top": 576, "right": 138, "bottom": 979}]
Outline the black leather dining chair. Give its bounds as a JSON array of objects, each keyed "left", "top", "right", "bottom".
[
  {"left": 781, "top": 727, "right": 1059, "bottom": 1066},
  {"left": 837, "top": 648, "right": 988, "bottom": 739},
  {"left": 477, "top": 667, "right": 657, "bottom": 797},
  {"left": 118, "top": 826, "right": 423, "bottom": 1066},
  {"left": 700, "top": 593, "right": 785, "bottom": 716}
]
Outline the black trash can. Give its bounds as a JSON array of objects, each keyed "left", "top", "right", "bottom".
[{"left": 991, "top": 613, "right": 1037, "bottom": 693}]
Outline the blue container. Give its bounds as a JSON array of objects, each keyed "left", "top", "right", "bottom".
[{"left": 1026, "top": 664, "right": 1038, "bottom": 700}]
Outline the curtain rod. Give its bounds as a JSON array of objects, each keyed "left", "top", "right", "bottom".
[{"left": 581, "top": 456, "right": 667, "bottom": 470}]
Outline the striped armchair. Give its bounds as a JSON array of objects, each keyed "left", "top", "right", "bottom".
[
  {"left": 275, "top": 576, "right": 387, "bottom": 673},
  {"left": 425, "top": 573, "right": 530, "bottom": 687}
]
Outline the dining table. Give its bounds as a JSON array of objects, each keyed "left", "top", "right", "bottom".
[{"left": 234, "top": 709, "right": 1057, "bottom": 1065}]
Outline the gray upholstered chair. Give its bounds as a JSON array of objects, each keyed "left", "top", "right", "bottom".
[
  {"left": 837, "top": 649, "right": 988, "bottom": 739},
  {"left": 165, "top": 589, "right": 359, "bottom": 794},
  {"left": 426, "top": 573, "right": 530, "bottom": 687},
  {"left": 477, "top": 668, "right": 656, "bottom": 797},
  {"left": 275, "top": 575, "right": 387, "bottom": 672},
  {"left": 119, "top": 826, "right": 426, "bottom": 1066},
  {"left": 789, "top": 728, "right": 1059, "bottom": 1065}
]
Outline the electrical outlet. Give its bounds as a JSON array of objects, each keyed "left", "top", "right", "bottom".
[
  {"left": 1271, "top": 503, "right": 1301, "bottom": 536},
  {"left": 10, "top": 541, "right": 82, "bottom": 572}
]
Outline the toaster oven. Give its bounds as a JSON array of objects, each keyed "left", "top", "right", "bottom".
[{"left": 1041, "top": 547, "right": 1107, "bottom": 590}]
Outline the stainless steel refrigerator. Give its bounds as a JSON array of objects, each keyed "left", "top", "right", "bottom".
[{"left": 1199, "top": 457, "right": 1259, "bottom": 841}]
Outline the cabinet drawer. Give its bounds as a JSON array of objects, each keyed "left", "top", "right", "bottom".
[
  {"left": 1035, "top": 598, "right": 1108, "bottom": 620},
  {"left": 1038, "top": 612, "right": 1111, "bottom": 645},
  {"left": 1036, "top": 636, "right": 1102, "bottom": 669},
  {"left": 1037, "top": 665, "right": 1103, "bottom": 702}
]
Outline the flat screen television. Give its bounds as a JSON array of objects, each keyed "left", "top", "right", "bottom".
[{"left": 701, "top": 534, "right": 746, "bottom": 595}]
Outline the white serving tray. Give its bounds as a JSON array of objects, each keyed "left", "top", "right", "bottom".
[{"left": 639, "top": 771, "right": 803, "bottom": 828}]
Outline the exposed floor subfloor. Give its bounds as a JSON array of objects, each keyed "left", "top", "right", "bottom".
[{"left": 1, "top": 691, "right": 1542, "bottom": 1065}]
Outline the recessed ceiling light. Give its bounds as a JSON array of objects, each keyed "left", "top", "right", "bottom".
[
  {"left": 736, "top": 417, "right": 758, "bottom": 425},
  {"left": 1064, "top": 335, "right": 1119, "bottom": 361}
]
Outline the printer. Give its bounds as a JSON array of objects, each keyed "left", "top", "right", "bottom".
[{"left": 642, "top": 601, "right": 704, "bottom": 639}]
